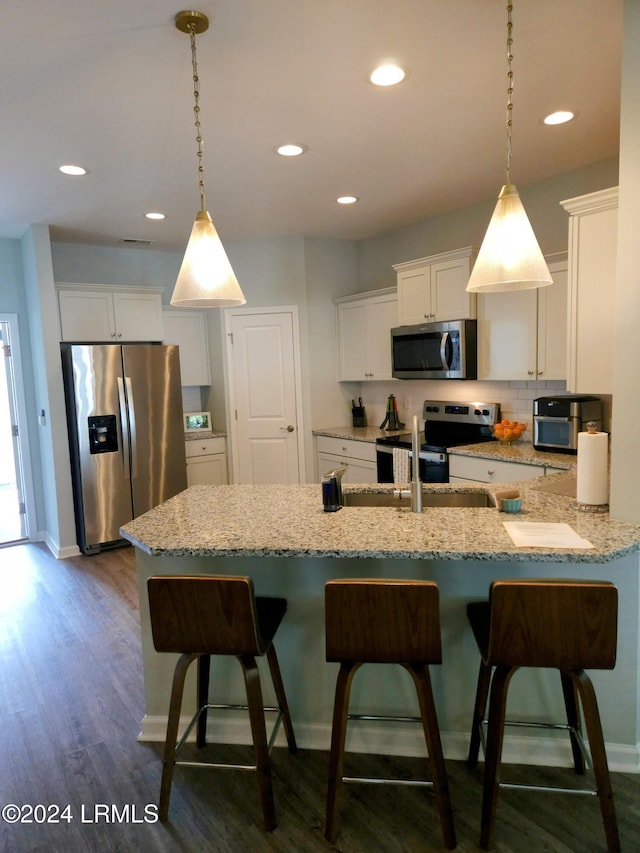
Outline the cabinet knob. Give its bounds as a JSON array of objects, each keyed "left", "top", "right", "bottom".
[
  {"left": 110, "top": 332, "right": 116, "bottom": 338},
  {"left": 537, "top": 370, "right": 543, "bottom": 376},
  {"left": 527, "top": 370, "right": 534, "bottom": 375},
  {"left": 487, "top": 470, "right": 494, "bottom": 477}
]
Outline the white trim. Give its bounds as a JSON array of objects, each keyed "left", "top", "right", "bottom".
[
  {"left": 137, "top": 714, "right": 640, "bottom": 774},
  {"left": 223, "top": 305, "right": 306, "bottom": 484},
  {"left": 0, "top": 314, "right": 37, "bottom": 542}
]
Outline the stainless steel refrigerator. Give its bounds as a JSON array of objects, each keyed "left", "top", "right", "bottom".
[{"left": 61, "top": 343, "right": 187, "bottom": 554}]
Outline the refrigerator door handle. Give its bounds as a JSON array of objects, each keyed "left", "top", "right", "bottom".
[
  {"left": 125, "top": 376, "right": 138, "bottom": 480},
  {"left": 117, "top": 377, "right": 131, "bottom": 481}
]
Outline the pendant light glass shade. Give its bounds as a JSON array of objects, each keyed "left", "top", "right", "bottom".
[
  {"left": 170, "top": 10, "right": 246, "bottom": 309},
  {"left": 466, "top": 185, "right": 552, "bottom": 293},
  {"left": 171, "top": 210, "right": 246, "bottom": 308}
]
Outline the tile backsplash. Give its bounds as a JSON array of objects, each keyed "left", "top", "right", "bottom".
[{"left": 346, "top": 380, "right": 612, "bottom": 435}]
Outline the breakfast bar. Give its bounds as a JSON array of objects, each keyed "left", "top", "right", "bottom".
[{"left": 121, "top": 477, "right": 640, "bottom": 772}]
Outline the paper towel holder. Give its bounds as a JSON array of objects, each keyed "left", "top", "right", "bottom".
[{"left": 574, "top": 422, "right": 609, "bottom": 513}]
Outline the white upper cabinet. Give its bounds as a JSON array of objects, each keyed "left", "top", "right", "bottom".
[
  {"left": 561, "top": 187, "right": 618, "bottom": 395},
  {"left": 476, "top": 255, "right": 568, "bottom": 382},
  {"left": 394, "top": 247, "right": 477, "bottom": 325},
  {"left": 57, "top": 284, "right": 164, "bottom": 342},
  {"left": 162, "top": 309, "right": 211, "bottom": 386},
  {"left": 335, "top": 288, "right": 397, "bottom": 381}
]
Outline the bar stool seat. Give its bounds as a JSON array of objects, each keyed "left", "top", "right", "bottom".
[
  {"left": 324, "top": 578, "right": 456, "bottom": 849},
  {"left": 466, "top": 578, "right": 619, "bottom": 851},
  {"left": 147, "top": 574, "right": 297, "bottom": 831}
]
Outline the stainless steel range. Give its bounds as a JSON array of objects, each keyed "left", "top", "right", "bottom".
[{"left": 376, "top": 400, "right": 500, "bottom": 483}]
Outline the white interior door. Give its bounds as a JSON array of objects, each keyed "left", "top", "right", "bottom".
[
  {"left": 226, "top": 308, "right": 304, "bottom": 484},
  {"left": 0, "top": 318, "right": 31, "bottom": 544}
]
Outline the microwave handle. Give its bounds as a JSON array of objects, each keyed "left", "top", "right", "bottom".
[{"left": 440, "top": 332, "right": 451, "bottom": 369}]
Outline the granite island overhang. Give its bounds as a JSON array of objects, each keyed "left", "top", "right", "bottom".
[{"left": 121, "top": 478, "right": 640, "bottom": 773}]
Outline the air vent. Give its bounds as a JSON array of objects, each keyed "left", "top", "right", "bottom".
[{"left": 121, "top": 238, "right": 154, "bottom": 245}]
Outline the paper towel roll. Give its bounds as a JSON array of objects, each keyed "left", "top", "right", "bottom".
[{"left": 576, "top": 430, "right": 609, "bottom": 506}]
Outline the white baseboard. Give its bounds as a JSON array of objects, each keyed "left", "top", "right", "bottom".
[
  {"left": 137, "top": 714, "right": 640, "bottom": 774},
  {"left": 39, "top": 530, "right": 80, "bottom": 559}
]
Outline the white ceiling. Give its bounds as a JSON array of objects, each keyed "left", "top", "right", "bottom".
[{"left": 0, "top": 0, "right": 622, "bottom": 252}]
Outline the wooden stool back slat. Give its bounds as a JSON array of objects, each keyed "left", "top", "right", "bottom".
[
  {"left": 148, "top": 575, "right": 264, "bottom": 656},
  {"left": 487, "top": 579, "right": 617, "bottom": 670},
  {"left": 325, "top": 578, "right": 441, "bottom": 663}
]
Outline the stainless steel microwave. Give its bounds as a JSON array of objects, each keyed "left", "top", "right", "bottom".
[{"left": 390, "top": 319, "right": 477, "bottom": 380}]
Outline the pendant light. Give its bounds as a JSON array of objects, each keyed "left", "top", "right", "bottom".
[
  {"left": 170, "top": 10, "right": 246, "bottom": 308},
  {"left": 466, "top": 1, "right": 552, "bottom": 293}
]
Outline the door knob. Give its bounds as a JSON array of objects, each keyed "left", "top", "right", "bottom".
[{"left": 280, "top": 425, "right": 295, "bottom": 432}]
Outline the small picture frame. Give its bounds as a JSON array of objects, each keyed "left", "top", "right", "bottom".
[{"left": 183, "top": 411, "right": 212, "bottom": 433}]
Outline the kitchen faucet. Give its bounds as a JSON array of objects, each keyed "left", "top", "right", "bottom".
[{"left": 394, "top": 414, "right": 423, "bottom": 512}]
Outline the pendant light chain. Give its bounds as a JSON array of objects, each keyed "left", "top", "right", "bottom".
[
  {"left": 505, "top": 1, "right": 514, "bottom": 185},
  {"left": 188, "top": 24, "right": 207, "bottom": 213}
]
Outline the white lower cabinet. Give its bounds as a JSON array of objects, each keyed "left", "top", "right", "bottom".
[
  {"left": 448, "top": 455, "right": 545, "bottom": 484},
  {"left": 316, "top": 436, "right": 378, "bottom": 484},
  {"left": 185, "top": 437, "right": 228, "bottom": 486}
]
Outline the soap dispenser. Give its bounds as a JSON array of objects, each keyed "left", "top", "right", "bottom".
[{"left": 322, "top": 467, "right": 346, "bottom": 512}]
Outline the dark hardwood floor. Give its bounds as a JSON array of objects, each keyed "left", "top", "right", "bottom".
[{"left": 0, "top": 542, "right": 638, "bottom": 852}]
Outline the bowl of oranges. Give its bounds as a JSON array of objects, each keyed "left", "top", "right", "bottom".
[{"left": 492, "top": 420, "right": 527, "bottom": 445}]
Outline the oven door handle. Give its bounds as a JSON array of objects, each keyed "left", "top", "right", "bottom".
[
  {"left": 535, "top": 416, "right": 571, "bottom": 423},
  {"left": 376, "top": 445, "right": 395, "bottom": 455}
]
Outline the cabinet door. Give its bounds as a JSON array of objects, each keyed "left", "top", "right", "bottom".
[
  {"left": 112, "top": 291, "right": 164, "bottom": 341},
  {"left": 337, "top": 301, "right": 368, "bottom": 380},
  {"left": 430, "top": 256, "right": 476, "bottom": 321},
  {"left": 58, "top": 290, "right": 116, "bottom": 341},
  {"left": 186, "top": 455, "right": 228, "bottom": 486},
  {"left": 367, "top": 295, "right": 396, "bottom": 380},
  {"left": 163, "top": 310, "right": 211, "bottom": 385},
  {"left": 477, "top": 289, "right": 537, "bottom": 380},
  {"left": 537, "top": 262, "right": 567, "bottom": 381},
  {"left": 397, "top": 265, "right": 431, "bottom": 325},
  {"left": 316, "top": 451, "right": 377, "bottom": 484},
  {"left": 448, "top": 455, "right": 544, "bottom": 483},
  {"left": 566, "top": 199, "right": 618, "bottom": 394}
]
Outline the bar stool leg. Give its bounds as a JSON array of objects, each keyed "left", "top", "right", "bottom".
[
  {"left": 480, "top": 664, "right": 517, "bottom": 851},
  {"left": 240, "top": 655, "right": 276, "bottom": 832},
  {"left": 196, "top": 654, "right": 210, "bottom": 748},
  {"left": 159, "top": 652, "right": 197, "bottom": 822},
  {"left": 560, "top": 671, "right": 585, "bottom": 774},
  {"left": 325, "top": 661, "right": 361, "bottom": 843},
  {"left": 408, "top": 663, "right": 457, "bottom": 850},
  {"left": 571, "top": 670, "right": 621, "bottom": 853},
  {"left": 468, "top": 659, "right": 492, "bottom": 767},
  {"left": 266, "top": 644, "right": 298, "bottom": 753}
]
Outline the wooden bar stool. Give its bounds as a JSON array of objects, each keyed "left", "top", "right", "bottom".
[
  {"left": 147, "top": 575, "right": 297, "bottom": 830},
  {"left": 324, "top": 579, "right": 456, "bottom": 849},
  {"left": 466, "top": 578, "right": 619, "bottom": 851}
]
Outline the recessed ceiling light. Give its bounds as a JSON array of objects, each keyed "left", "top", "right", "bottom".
[
  {"left": 369, "top": 63, "right": 406, "bottom": 87},
  {"left": 276, "top": 143, "right": 308, "bottom": 157},
  {"left": 59, "top": 164, "right": 87, "bottom": 176},
  {"left": 336, "top": 196, "right": 359, "bottom": 205},
  {"left": 145, "top": 212, "right": 166, "bottom": 220},
  {"left": 543, "top": 110, "right": 575, "bottom": 126}
]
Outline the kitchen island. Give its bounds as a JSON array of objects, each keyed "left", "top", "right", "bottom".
[{"left": 121, "top": 477, "right": 640, "bottom": 772}]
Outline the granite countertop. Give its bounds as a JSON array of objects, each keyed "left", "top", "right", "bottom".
[
  {"left": 448, "top": 441, "right": 577, "bottom": 470},
  {"left": 184, "top": 430, "right": 226, "bottom": 441},
  {"left": 313, "top": 425, "right": 408, "bottom": 442},
  {"left": 120, "top": 475, "right": 640, "bottom": 564}
]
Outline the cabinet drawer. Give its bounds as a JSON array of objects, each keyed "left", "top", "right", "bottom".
[
  {"left": 315, "top": 435, "right": 376, "bottom": 462},
  {"left": 185, "top": 436, "right": 226, "bottom": 458},
  {"left": 448, "top": 455, "right": 544, "bottom": 483}
]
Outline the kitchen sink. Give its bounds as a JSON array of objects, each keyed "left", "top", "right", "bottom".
[{"left": 342, "top": 491, "right": 496, "bottom": 508}]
